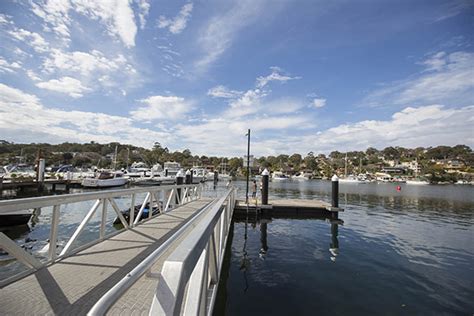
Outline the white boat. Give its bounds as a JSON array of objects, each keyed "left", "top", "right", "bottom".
[
  {"left": 291, "top": 173, "right": 311, "bottom": 181},
  {"left": 125, "top": 162, "right": 151, "bottom": 178},
  {"left": 163, "top": 162, "right": 181, "bottom": 178},
  {"left": 218, "top": 160, "right": 231, "bottom": 181},
  {"left": 339, "top": 175, "right": 364, "bottom": 183},
  {"left": 406, "top": 179, "right": 430, "bottom": 185},
  {"left": 81, "top": 171, "right": 129, "bottom": 188},
  {"left": 272, "top": 171, "right": 290, "bottom": 181},
  {"left": 191, "top": 166, "right": 207, "bottom": 183},
  {"left": 2, "top": 164, "right": 36, "bottom": 179}
]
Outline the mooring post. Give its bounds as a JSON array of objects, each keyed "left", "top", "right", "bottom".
[
  {"left": 176, "top": 170, "right": 184, "bottom": 204},
  {"left": 185, "top": 169, "right": 191, "bottom": 185},
  {"left": 331, "top": 175, "right": 339, "bottom": 219},
  {"left": 190, "top": 169, "right": 194, "bottom": 184},
  {"left": 261, "top": 168, "right": 269, "bottom": 205},
  {"left": 37, "top": 158, "right": 45, "bottom": 192}
]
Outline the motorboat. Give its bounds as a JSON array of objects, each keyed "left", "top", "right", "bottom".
[
  {"left": 0, "top": 210, "right": 33, "bottom": 226},
  {"left": 191, "top": 166, "right": 207, "bottom": 183},
  {"left": 125, "top": 162, "right": 151, "bottom": 178},
  {"left": 272, "top": 171, "right": 290, "bottom": 181},
  {"left": 81, "top": 171, "right": 129, "bottom": 188},
  {"left": 163, "top": 162, "right": 181, "bottom": 178},
  {"left": 406, "top": 179, "right": 430, "bottom": 185},
  {"left": 2, "top": 164, "right": 36, "bottom": 179},
  {"left": 291, "top": 173, "right": 311, "bottom": 181},
  {"left": 339, "top": 175, "right": 364, "bottom": 183}
]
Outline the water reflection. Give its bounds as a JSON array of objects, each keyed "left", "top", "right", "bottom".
[{"left": 329, "top": 223, "right": 339, "bottom": 262}]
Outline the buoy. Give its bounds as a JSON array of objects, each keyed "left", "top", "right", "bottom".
[{"left": 396, "top": 185, "right": 401, "bottom": 191}]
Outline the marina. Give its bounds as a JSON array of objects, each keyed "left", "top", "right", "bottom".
[{"left": 1, "top": 177, "right": 473, "bottom": 314}]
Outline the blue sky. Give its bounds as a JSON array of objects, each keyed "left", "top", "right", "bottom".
[{"left": 0, "top": 0, "right": 473, "bottom": 156}]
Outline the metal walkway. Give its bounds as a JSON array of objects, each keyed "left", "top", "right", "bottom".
[{"left": 0, "top": 198, "right": 213, "bottom": 315}]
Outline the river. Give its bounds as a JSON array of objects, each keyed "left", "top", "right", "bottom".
[{"left": 1, "top": 180, "right": 473, "bottom": 314}]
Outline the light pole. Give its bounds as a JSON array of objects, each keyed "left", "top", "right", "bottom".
[{"left": 245, "top": 129, "right": 251, "bottom": 204}]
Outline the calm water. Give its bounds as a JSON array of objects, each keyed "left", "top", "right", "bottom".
[
  {"left": 215, "top": 180, "right": 474, "bottom": 315},
  {"left": 1, "top": 180, "right": 473, "bottom": 315}
]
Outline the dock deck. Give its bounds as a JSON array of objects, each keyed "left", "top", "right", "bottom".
[
  {"left": 234, "top": 198, "right": 343, "bottom": 218},
  {"left": 0, "top": 198, "right": 212, "bottom": 315}
]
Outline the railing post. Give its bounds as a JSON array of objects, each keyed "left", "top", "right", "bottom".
[
  {"left": 100, "top": 199, "right": 108, "bottom": 239},
  {"left": 176, "top": 170, "right": 184, "bottom": 205},
  {"left": 48, "top": 205, "right": 61, "bottom": 261},
  {"left": 129, "top": 193, "right": 136, "bottom": 227}
]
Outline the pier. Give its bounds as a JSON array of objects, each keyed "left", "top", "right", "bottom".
[{"left": 0, "top": 178, "right": 343, "bottom": 315}]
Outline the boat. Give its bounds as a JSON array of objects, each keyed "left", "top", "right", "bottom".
[
  {"left": 163, "top": 162, "right": 181, "bottom": 178},
  {"left": 125, "top": 162, "right": 151, "bottom": 178},
  {"left": 0, "top": 210, "right": 33, "bottom": 226},
  {"left": 2, "top": 164, "right": 36, "bottom": 179},
  {"left": 113, "top": 201, "right": 162, "bottom": 225},
  {"left": 406, "top": 179, "right": 430, "bottom": 185},
  {"left": 218, "top": 160, "right": 231, "bottom": 181},
  {"left": 291, "top": 172, "right": 311, "bottom": 181},
  {"left": 81, "top": 171, "right": 129, "bottom": 188},
  {"left": 191, "top": 166, "right": 207, "bottom": 183},
  {"left": 272, "top": 171, "right": 290, "bottom": 181},
  {"left": 339, "top": 175, "right": 364, "bottom": 183}
]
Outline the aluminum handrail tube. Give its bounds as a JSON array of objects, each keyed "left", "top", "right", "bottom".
[
  {"left": 150, "top": 188, "right": 234, "bottom": 315},
  {"left": 0, "top": 184, "right": 200, "bottom": 213},
  {"left": 87, "top": 199, "right": 217, "bottom": 316}
]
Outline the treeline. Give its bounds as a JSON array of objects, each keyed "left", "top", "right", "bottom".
[{"left": 0, "top": 140, "right": 472, "bottom": 176}]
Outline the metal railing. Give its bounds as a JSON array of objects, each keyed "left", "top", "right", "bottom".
[
  {"left": 149, "top": 187, "right": 236, "bottom": 315},
  {"left": 0, "top": 183, "right": 202, "bottom": 286}
]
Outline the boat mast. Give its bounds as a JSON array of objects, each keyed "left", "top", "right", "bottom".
[
  {"left": 113, "top": 145, "right": 118, "bottom": 170},
  {"left": 344, "top": 153, "right": 348, "bottom": 177}
]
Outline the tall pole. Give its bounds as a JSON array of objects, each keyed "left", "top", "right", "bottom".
[{"left": 246, "top": 129, "right": 251, "bottom": 204}]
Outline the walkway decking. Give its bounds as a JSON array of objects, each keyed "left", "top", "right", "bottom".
[
  {"left": 234, "top": 198, "right": 343, "bottom": 216},
  {"left": 0, "top": 198, "right": 212, "bottom": 315}
]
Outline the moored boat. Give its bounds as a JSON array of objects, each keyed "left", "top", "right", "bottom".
[{"left": 81, "top": 171, "right": 129, "bottom": 188}]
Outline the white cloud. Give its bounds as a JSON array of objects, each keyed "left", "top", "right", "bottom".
[
  {"left": 27, "top": 70, "right": 41, "bottom": 81},
  {"left": 36, "top": 76, "right": 91, "bottom": 98},
  {"left": 0, "top": 83, "right": 173, "bottom": 147},
  {"left": 158, "top": 3, "right": 193, "bottom": 34},
  {"left": 31, "top": 0, "right": 138, "bottom": 47},
  {"left": 313, "top": 98, "right": 326, "bottom": 108},
  {"left": 39, "top": 49, "right": 137, "bottom": 94},
  {"left": 42, "top": 49, "right": 132, "bottom": 75},
  {"left": 0, "top": 57, "right": 22, "bottom": 73},
  {"left": 207, "top": 85, "right": 243, "bottom": 98},
  {"left": 362, "top": 51, "right": 474, "bottom": 107},
  {"left": 298, "top": 105, "right": 474, "bottom": 153},
  {"left": 195, "top": 1, "right": 268, "bottom": 70},
  {"left": 256, "top": 67, "right": 301, "bottom": 88},
  {"left": 130, "top": 95, "right": 193, "bottom": 121},
  {"left": 7, "top": 28, "right": 49, "bottom": 53},
  {"left": 136, "top": 0, "right": 151, "bottom": 29}
]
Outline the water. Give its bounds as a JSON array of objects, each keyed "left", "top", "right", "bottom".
[
  {"left": 215, "top": 180, "right": 474, "bottom": 315},
  {"left": 1, "top": 180, "right": 473, "bottom": 314}
]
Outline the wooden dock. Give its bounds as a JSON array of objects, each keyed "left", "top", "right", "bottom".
[{"left": 0, "top": 198, "right": 212, "bottom": 315}]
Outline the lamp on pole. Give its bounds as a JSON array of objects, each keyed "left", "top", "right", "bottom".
[{"left": 245, "top": 129, "right": 251, "bottom": 204}]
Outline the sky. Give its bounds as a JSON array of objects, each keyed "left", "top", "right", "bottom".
[{"left": 0, "top": 0, "right": 473, "bottom": 157}]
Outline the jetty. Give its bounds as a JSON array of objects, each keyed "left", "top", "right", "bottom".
[{"left": 0, "top": 175, "right": 343, "bottom": 315}]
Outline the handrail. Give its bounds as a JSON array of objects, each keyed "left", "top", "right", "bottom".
[
  {"left": 0, "top": 183, "right": 203, "bottom": 287},
  {"left": 0, "top": 183, "right": 199, "bottom": 213},
  {"left": 87, "top": 199, "right": 217, "bottom": 316},
  {"left": 149, "top": 187, "right": 236, "bottom": 315}
]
